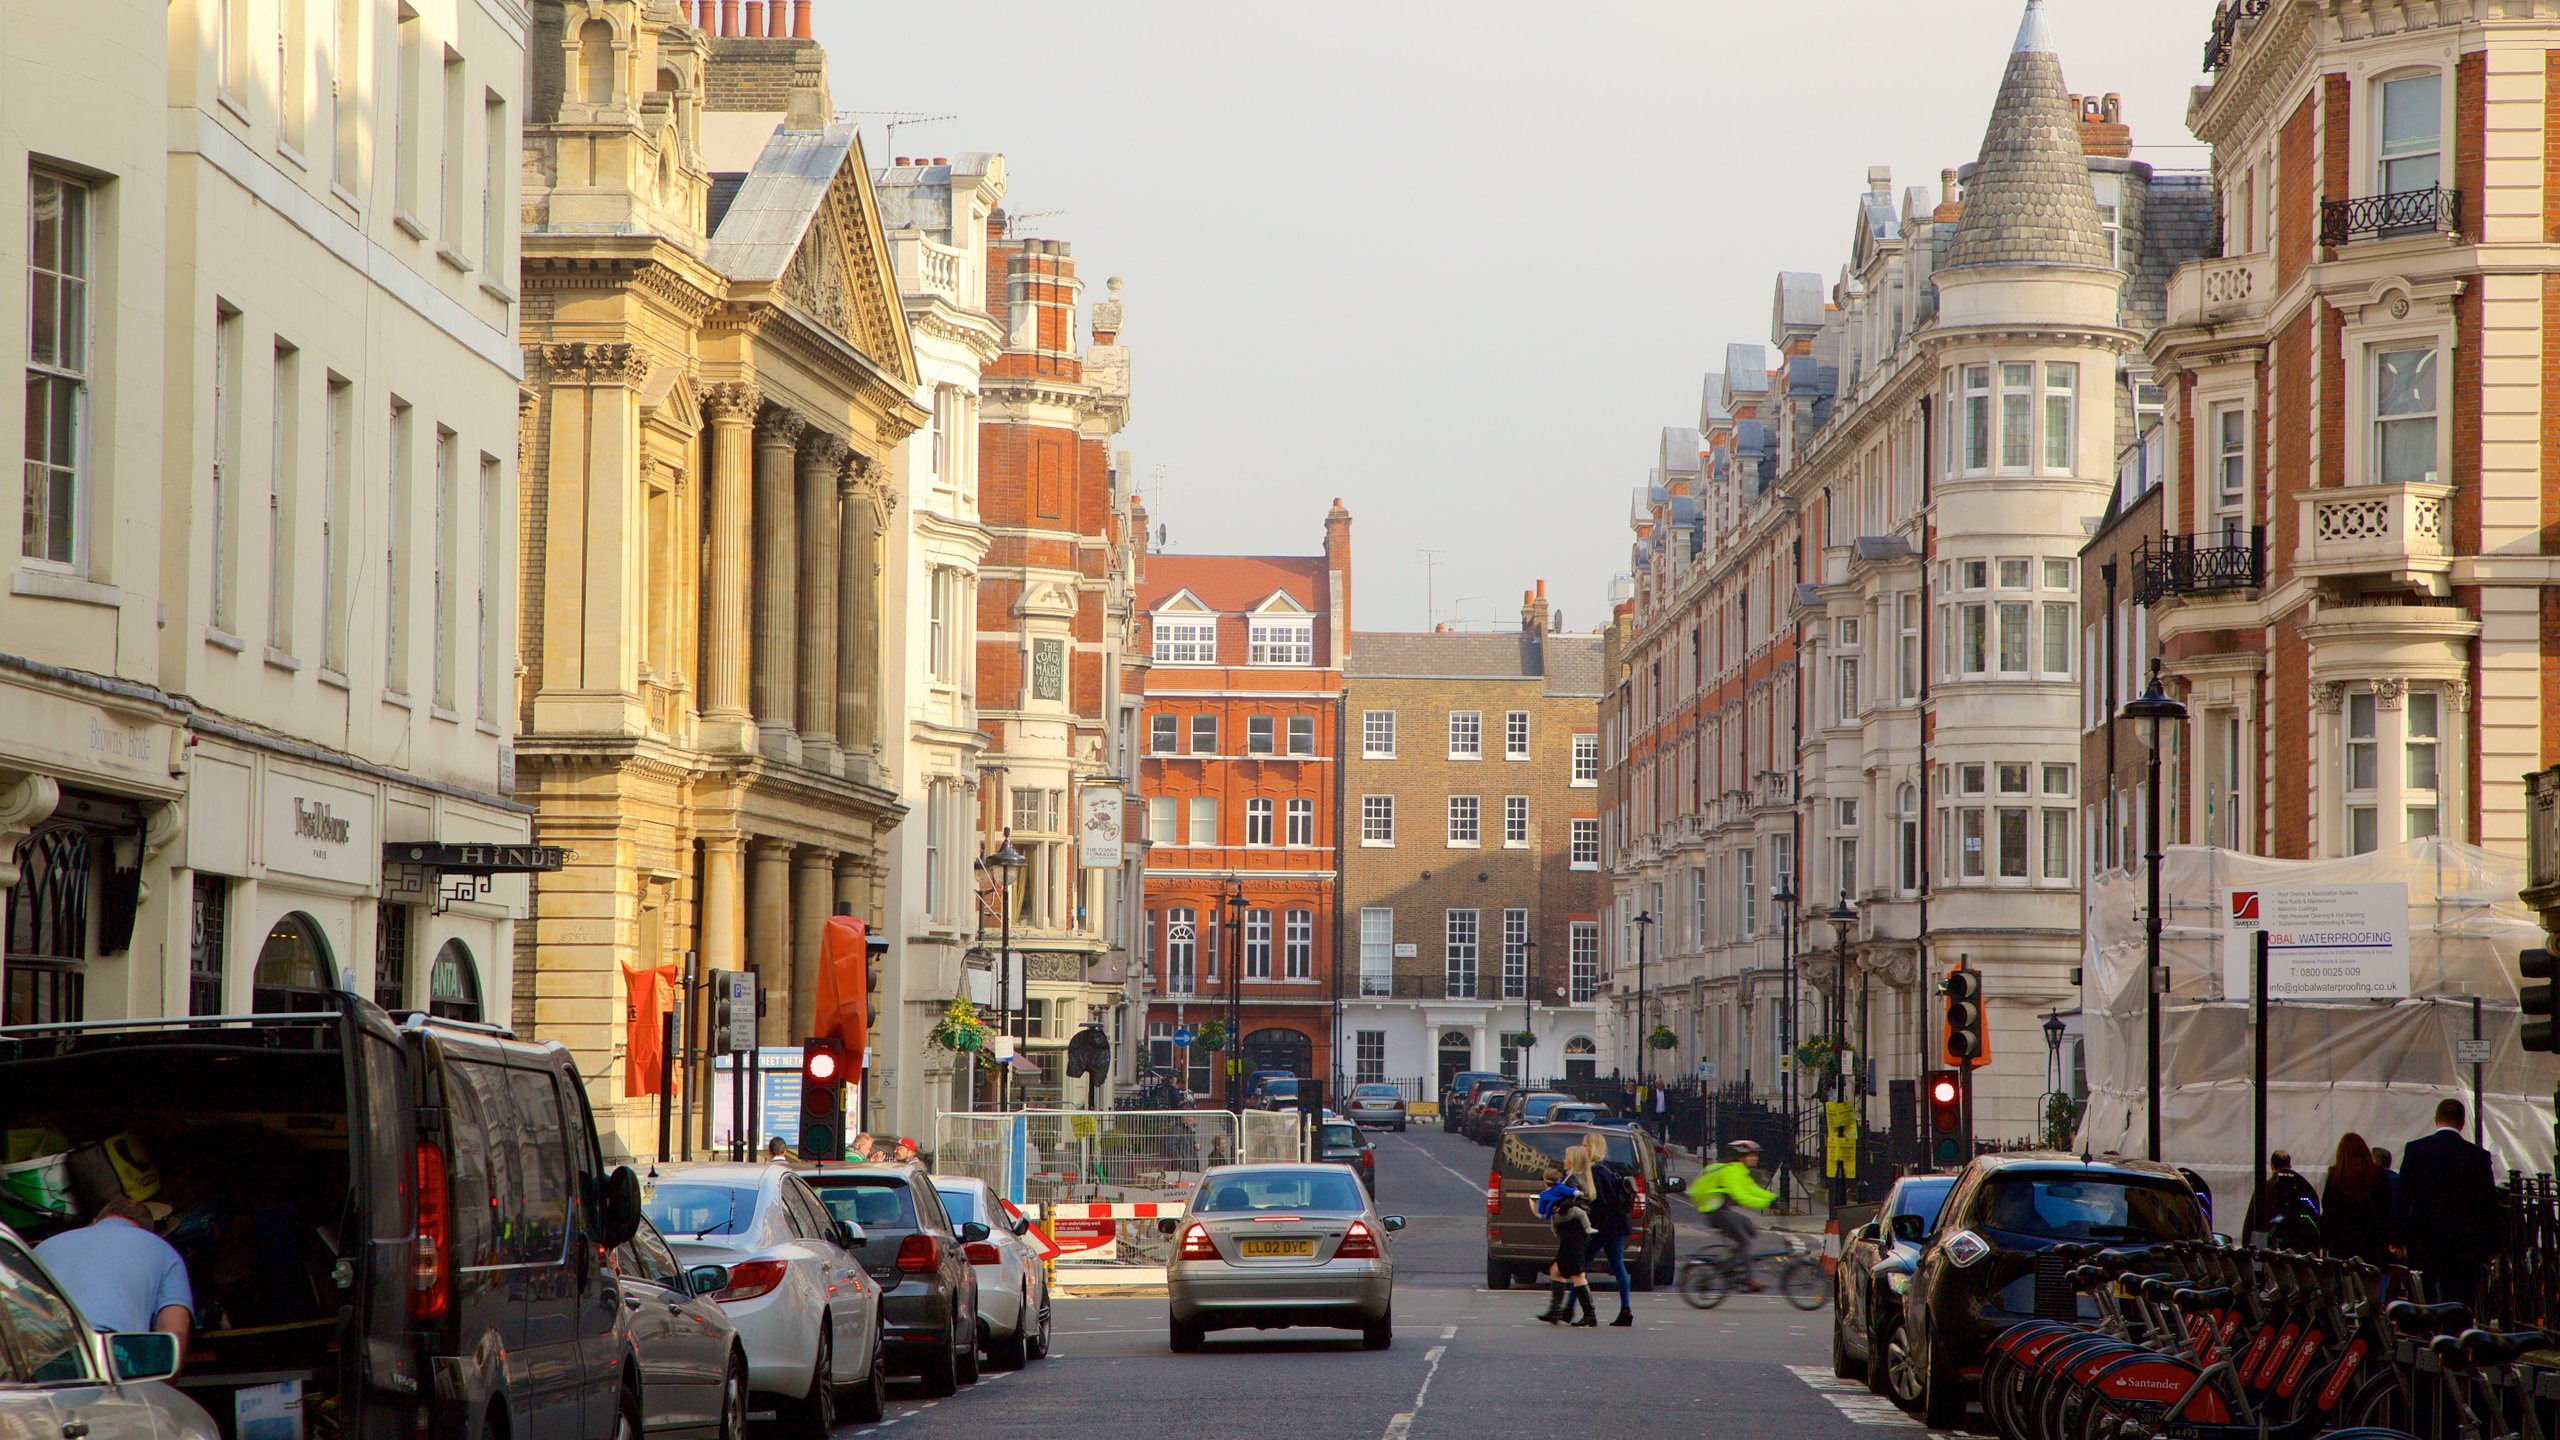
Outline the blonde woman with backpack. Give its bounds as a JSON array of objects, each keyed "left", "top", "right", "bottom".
[{"left": 1575, "top": 1133, "right": 1637, "bottom": 1326}]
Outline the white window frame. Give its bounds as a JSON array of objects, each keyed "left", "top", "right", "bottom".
[
  {"left": 1736, "top": 848, "right": 1757, "bottom": 935},
  {"left": 1189, "top": 713, "right": 1217, "bottom": 755},
  {"left": 1444, "top": 909, "right": 1479, "bottom": 1000},
  {"left": 2210, "top": 403, "right": 2251, "bottom": 541},
  {"left": 1360, "top": 794, "right": 1394, "bottom": 847},
  {"left": 2369, "top": 342, "right": 2441, "bottom": 488},
  {"left": 1189, "top": 796, "right": 1217, "bottom": 848},
  {"left": 1149, "top": 713, "right": 1177, "bottom": 754},
  {"left": 1449, "top": 710, "right": 1482, "bottom": 760},
  {"left": 1287, "top": 715, "right": 1316, "bottom": 756},
  {"left": 1286, "top": 797, "right": 1314, "bottom": 847},
  {"left": 1447, "top": 795, "right": 1481, "bottom": 849},
  {"left": 1568, "top": 923, "right": 1599, "bottom": 1003},
  {"left": 1243, "top": 908, "right": 1273, "bottom": 980},
  {"left": 1571, "top": 734, "right": 1599, "bottom": 786},
  {"left": 1244, "top": 797, "right": 1273, "bottom": 847},
  {"left": 1363, "top": 710, "right": 1396, "bottom": 758},
  {"left": 2041, "top": 601, "right": 2074, "bottom": 679},
  {"left": 2372, "top": 68, "right": 2445, "bottom": 201},
  {"left": 1501, "top": 909, "right": 1529, "bottom": 1000},
  {"left": 2042, "top": 362, "right": 2078, "bottom": 474},
  {"left": 1358, "top": 909, "right": 1394, "bottom": 997},
  {"left": 1246, "top": 715, "right": 1275, "bottom": 756},
  {"left": 1503, "top": 795, "right": 1529, "bottom": 848},
  {"left": 1152, "top": 614, "right": 1217, "bottom": 664},
  {"left": 1504, "top": 710, "right": 1531, "bottom": 760},
  {"left": 1247, "top": 616, "right": 1313, "bottom": 666},
  {"left": 1570, "top": 818, "right": 1600, "bottom": 870},
  {"left": 23, "top": 172, "right": 92, "bottom": 571}
]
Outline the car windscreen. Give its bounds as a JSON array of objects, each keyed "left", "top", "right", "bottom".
[
  {"left": 1549, "top": 1106, "right": 1605, "bottom": 1122},
  {"left": 645, "top": 1183, "right": 761, "bottom": 1238},
  {"left": 1352, "top": 1086, "right": 1400, "bottom": 1100},
  {"left": 933, "top": 1187, "right": 980, "bottom": 1225},
  {"left": 806, "top": 1177, "right": 920, "bottom": 1231},
  {"left": 1316, "top": 1124, "right": 1361, "bottom": 1152},
  {"left": 1895, "top": 1181, "right": 1955, "bottom": 1230},
  {"left": 1499, "top": 1130, "right": 1639, "bottom": 1174},
  {"left": 1196, "top": 1171, "right": 1366, "bottom": 1214},
  {"left": 1264, "top": 1077, "right": 1298, "bottom": 1096},
  {"left": 1520, "top": 1095, "right": 1568, "bottom": 1121},
  {"left": 1977, "top": 1176, "right": 2202, "bottom": 1243}
]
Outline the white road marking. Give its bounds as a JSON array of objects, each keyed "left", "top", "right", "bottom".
[
  {"left": 1380, "top": 1343, "right": 1450, "bottom": 1440},
  {"left": 1396, "top": 1133, "right": 1488, "bottom": 1192},
  {"left": 1784, "top": 1365, "right": 1964, "bottom": 1436},
  {"left": 1440, "top": 1325, "right": 1458, "bottom": 1339}
]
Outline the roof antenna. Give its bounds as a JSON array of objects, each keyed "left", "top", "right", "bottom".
[
  {"left": 1417, "top": 548, "right": 1445, "bottom": 629},
  {"left": 837, "top": 110, "right": 957, "bottom": 161}
]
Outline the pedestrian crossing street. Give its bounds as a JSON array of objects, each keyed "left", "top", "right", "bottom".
[{"left": 1783, "top": 1365, "right": 1965, "bottom": 1437}]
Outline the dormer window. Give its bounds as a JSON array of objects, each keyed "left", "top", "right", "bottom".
[
  {"left": 1247, "top": 616, "right": 1313, "bottom": 666},
  {"left": 1152, "top": 594, "right": 1217, "bottom": 664}
]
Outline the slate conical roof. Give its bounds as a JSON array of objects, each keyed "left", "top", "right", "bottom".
[{"left": 1944, "top": 0, "right": 2114, "bottom": 271}]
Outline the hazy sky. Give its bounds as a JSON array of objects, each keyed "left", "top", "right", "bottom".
[{"left": 821, "top": 1, "right": 2215, "bottom": 636}]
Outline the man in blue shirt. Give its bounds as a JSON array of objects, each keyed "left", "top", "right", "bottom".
[{"left": 32, "top": 1198, "right": 193, "bottom": 1347}]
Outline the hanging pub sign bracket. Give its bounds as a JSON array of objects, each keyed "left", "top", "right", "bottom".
[{"left": 382, "top": 842, "right": 571, "bottom": 915}]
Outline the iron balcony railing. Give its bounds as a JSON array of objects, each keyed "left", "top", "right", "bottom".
[
  {"left": 2320, "top": 187, "right": 2461, "bottom": 247},
  {"left": 2134, "top": 527, "right": 2265, "bottom": 607},
  {"left": 2202, "top": 0, "right": 2269, "bottom": 72}
]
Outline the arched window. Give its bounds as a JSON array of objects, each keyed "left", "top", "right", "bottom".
[
  {"left": 1564, "top": 1035, "right": 1597, "bottom": 1082},
  {"left": 5, "top": 825, "right": 92, "bottom": 1023},
  {"left": 1162, "top": 907, "right": 1197, "bottom": 995},
  {"left": 429, "top": 939, "right": 482, "bottom": 1023},
  {"left": 577, "top": 19, "right": 614, "bottom": 106},
  {"left": 253, "top": 912, "right": 335, "bottom": 1013}
]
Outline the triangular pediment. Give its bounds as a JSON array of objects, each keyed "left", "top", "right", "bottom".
[
  {"left": 1249, "top": 591, "right": 1311, "bottom": 615},
  {"left": 1154, "top": 590, "right": 1212, "bottom": 615},
  {"left": 790, "top": 139, "right": 917, "bottom": 387}
]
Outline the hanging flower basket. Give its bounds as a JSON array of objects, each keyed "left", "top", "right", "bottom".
[
  {"left": 1794, "top": 1034, "right": 1845, "bottom": 1077},
  {"left": 1190, "top": 1019, "right": 1230, "bottom": 1054},
  {"left": 1646, "top": 1026, "right": 1678, "bottom": 1051},
  {"left": 1507, "top": 1030, "right": 1538, "bottom": 1049},
  {"left": 926, "top": 995, "right": 994, "bottom": 1055}
]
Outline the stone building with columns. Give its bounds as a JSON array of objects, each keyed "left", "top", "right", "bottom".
[{"left": 515, "top": 1, "right": 919, "bottom": 1152}]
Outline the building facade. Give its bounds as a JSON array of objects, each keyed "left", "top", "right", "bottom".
[
  {"left": 2134, "top": 0, "right": 2560, "bottom": 862},
  {"left": 1338, "top": 589, "right": 1606, "bottom": 1098},
  {"left": 1602, "top": 0, "right": 2209, "bottom": 1141},
  {"left": 2, "top": 0, "right": 533, "bottom": 1030},
  {"left": 970, "top": 218, "right": 1140, "bottom": 1107},
  {"left": 514, "top": 4, "right": 920, "bottom": 1151},
  {"left": 871, "top": 153, "right": 1003, "bottom": 1136},
  {"left": 1137, "top": 509, "right": 1349, "bottom": 1100}
]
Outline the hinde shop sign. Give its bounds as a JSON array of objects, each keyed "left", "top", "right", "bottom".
[
  {"left": 1078, "top": 786, "right": 1123, "bottom": 869},
  {"left": 2221, "top": 883, "right": 2411, "bottom": 1001},
  {"left": 264, "top": 775, "right": 375, "bottom": 885}
]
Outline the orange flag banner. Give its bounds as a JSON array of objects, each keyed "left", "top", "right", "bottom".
[
  {"left": 815, "top": 914, "right": 869, "bottom": 1058},
  {"left": 624, "top": 962, "right": 680, "bottom": 1098}
]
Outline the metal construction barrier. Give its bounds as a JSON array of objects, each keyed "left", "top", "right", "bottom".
[{"left": 933, "top": 1109, "right": 1307, "bottom": 1289}]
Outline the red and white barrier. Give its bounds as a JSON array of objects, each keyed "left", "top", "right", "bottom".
[{"left": 1043, "top": 1201, "right": 1185, "bottom": 1221}]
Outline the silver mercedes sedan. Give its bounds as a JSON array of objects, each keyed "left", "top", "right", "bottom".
[{"left": 1167, "top": 1163, "right": 1403, "bottom": 1352}]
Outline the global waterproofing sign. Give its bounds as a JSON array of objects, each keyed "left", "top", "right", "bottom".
[{"left": 2220, "top": 883, "right": 2411, "bottom": 1001}]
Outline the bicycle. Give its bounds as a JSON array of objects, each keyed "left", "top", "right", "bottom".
[{"left": 1680, "top": 1232, "right": 1826, "bottom": 1311}]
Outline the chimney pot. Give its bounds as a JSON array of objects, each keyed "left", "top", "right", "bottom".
[
  {"left": 932, "top": 156, "right": 947, "bottom": 166},
  {"left": 719, "top": 0, "right": 737, "bottom": 35},
  {"left": 743, "top": 1, "right": 764, "bottom": 37},
  {"left": 793, "top": 0, "right": 812, "bottom": 39}
]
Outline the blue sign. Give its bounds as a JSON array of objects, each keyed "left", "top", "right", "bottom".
[{"left": 1172, "top": 1026, "right": 1194, "bottom": 1048}]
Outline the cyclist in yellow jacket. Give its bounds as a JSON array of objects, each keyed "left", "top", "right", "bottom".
[{"left": 1688, "top": 1140, "right": 1778, "bottom": 1290}]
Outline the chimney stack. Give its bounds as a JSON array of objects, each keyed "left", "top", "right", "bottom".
[
  {"left": 1934, "top": 167, "right": 1964, "bottom": 222},
  {"left": 792, "top": 0, "right": 813, "bottom": 39},
  {"left": 718, "top": 0, "right": 738, "bottom": 36},
  {"left": 2072, "top": 92, "right": 2134, "bottom": 160}
]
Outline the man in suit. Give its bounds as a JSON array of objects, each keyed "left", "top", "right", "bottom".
[{"left": 2391, "top": 1097, "right": 2500, "bottom": 1306}]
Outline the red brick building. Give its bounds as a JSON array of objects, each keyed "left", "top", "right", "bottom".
[{"left": 1137, "top": 505, "right": 1351, "bottom": 1101}]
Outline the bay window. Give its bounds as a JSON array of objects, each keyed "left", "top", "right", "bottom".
[
  {"left": 1999, "top": 807, "right": 2029, "bottom": 879},
  {"left": 2043, "top": 363, "right": 2077, "bottom": 471},
  {"left": 2000, "top": 363, "right": 2035, "bottom": 470},
  {"left": 2405, "top": 692, "right": 2440, "bottom": 840},
  {"left": 1998, "top": 602, "right": 2029, "bottom": 677},
  {"left": 2214, "top": 406, "right": 2249, "bottom": 540},
  {"left": 1960, "top": 364, "right": 1991, "bottom": 472},
  {"left": 1153, "top": 614, "right": 1217, "bottom": 664},
  {"left": 2345, "top": 692, "right": 2380, "bottom": 854}
]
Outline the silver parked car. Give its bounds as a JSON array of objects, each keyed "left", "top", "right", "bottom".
[
  {"left": 610, "top": 1214, "right": 750, "bottom": 1438},
  {"left": 0, "top": 1223, "right": 217, "bottom": 1439},
  {"left": 1167, "top": 1164, "right": 1402, "bottom": 1352},
  {"left": 644, "top": 1163, "right": 884, "bottom": 1438},
  {"left": 1344, "top": 1084, "right": 1409, "bottom": 1131},
  {"left": 931, "top": 1177, "right": 1051, "bottom": 1368}
]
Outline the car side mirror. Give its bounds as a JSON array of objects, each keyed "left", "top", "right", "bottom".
[
  {"left": 1890, "top": 1214, "right": 1926, "bottom": 1244},
  {"left": 1012, "top": 1214, "right": 1032, "bottom": 1237},
  {"left": 959, "top": 1221, "right": 991, "bottom": 1243},
  {"left": 1859, "top": 1222, "right": 1881, "bottom": 1243},
  {"left": 1665, "top": 1176, "right": 1686, "bottom": 1191},
  {"left": 1380, "top": 1215, "right": 1407, "bottom": 1233},
  {"left": 108, "top": 1331, "right": 180, "bottom": 1384},
  {"left": 684, "top": 1264, "right": 731, "bottom": 1298},
  {"left": 833, "top": 1220, "right": 865, "bottom": 1251},
  {"left": 601, "top": 1165, "right": 644, "bottom": 1248},
  {"left": 1156, "top": 1218, "right": 1179, "bottom": 1238}
]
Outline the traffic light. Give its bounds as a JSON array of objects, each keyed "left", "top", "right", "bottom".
[
  {"left": 800, "top": 1038, "right": 848, "bottom": 1162},
  {"left": 1941, "top": 965, "right": 1987, "bottom": 1069},
  {"left": 1924, "top": 1069, "right": 1963, "bottom": 1168},
  {"left": 710, "top": 980, "right": 745, "bottom": 1054},
  {"left": 2523, "top": 949, "right": 2559, "bottom": 1052}
]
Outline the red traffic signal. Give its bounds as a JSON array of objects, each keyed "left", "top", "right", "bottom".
[
  {"left": 1923, "top": 1067, "right": 1963, "bottom": 1169},
  {"left": 805, "top": 1047, "right": 841, "bottom": 1084},
  {"left": 1929, "top": 1074, "right": 1959, "bottom": 1106},
  {"left": 800, "top": 1037, "right": 849, "bottom": 1162}
]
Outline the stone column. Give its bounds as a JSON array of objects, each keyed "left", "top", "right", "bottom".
[
  {"left": 836, "top": 457, "right": 884, "bottom": 775},
  {"left": 699, "top": 383, "right": 758, "bottom": 751},
  {"left": 795, "top": 433, "right": 847, "bottom": 772},
  {"left": 792, "top": 847, "right": 836, "bottom": 1042},
  {"left": 749, "top": 838, "right": 795, "bottom": 1046},
  {"left": 700, "top": 833, "right": 745, "bottom": 977},
  {"left": 751, "top": 409, "right": 806, "bottom": 764}
]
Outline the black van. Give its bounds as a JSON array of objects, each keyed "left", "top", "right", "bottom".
[{"left": 0, "top": 991, "right": 643, "bottom": 1440}]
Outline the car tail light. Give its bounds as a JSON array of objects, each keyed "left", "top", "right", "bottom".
[
  {"left": 896, "top": 1233, "right": 943, "bottom": 1274},
  {"left": 964, "top": 1242, "right": 1002, "bottom": 1266},
  {"left": 1178, "top": 1225, "right": 1218, "bottom": 1261},
  {"left": 716, "top": 1259, "right": 789, "bottom": 1301},
  {"left": 1630, "top": 1171, "right": 1649, "bottom": 1220},
  {"left": 410, "top": 1142, "right": 449, "bottom": 1321},
  {"left": 1486, "top": 1171, "right": 1502, "bottom": 1216},
  {"left": 1337, "top": 1221, "right": 1381, "bottom": 1260}
]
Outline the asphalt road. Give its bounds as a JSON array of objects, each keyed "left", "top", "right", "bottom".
[{"left": 825, "top": 1122, "right": 1971, "bottom": 1439}]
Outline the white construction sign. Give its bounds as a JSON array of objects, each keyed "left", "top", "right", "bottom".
[{"left": 2221, "top": 883, "right": 2410, "bottom": 1001}]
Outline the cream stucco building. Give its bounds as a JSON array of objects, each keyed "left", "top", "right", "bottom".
[{"left": 3, "top": 0, "right": 534, "bottom": 1028}]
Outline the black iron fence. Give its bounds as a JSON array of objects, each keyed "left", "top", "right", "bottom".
[
  {"left": 2320, "top": 186, "right": 2461, "bottom": 247},
  {"left": 2134, "top": 529, "right": 2264, "bottom": 606}
]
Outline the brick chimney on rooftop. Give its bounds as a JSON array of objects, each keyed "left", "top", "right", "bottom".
[
  {"left": 1934, "top": 168, "right": 1964, "bottom": 222},
  {"left": 2073, "top": 92, "right": 2133, "bottom": 160}
]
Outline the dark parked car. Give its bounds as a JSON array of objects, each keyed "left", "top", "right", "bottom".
[
  {"left": 0, "top": 993, "right": 647, "bottom": 1440},
  {"left": 803, "top": 1161, "right": 984, "bottom": 1398},
  {"left": 610, "top": 1214, "right": 753, "bottom": 1438},
  {"left": 1496, "top": 1090, "right": 1576, "bottom": 1130},
  {"left": 1440, "top": 1072, "right": 1505, "bottom": 1132},
  {"left": 1255, "top": 1075, "right": 1303, "bottom": 1111},
  {"left": 1546, "top": 1102, "right": 1612, "bottom": 1126},
  {"left": 1831, "top": 1174, "right": 1955, "bottom": 1404},
  {"left": 1312, "top": 1121, "right": 1377, "bottom": 1194},
  {"left": 1485, "top": 1123, "right": 1680, "bottom": 1292},
  {"left": 1462, "top": 1085, "right": 1517, "bottom": 1144},
  {"left": 1899, "top": 1154, "right": 2207, "bottom": 1427}
]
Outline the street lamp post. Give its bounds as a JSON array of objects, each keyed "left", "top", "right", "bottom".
[
  {"left": 1222, "top": 885, "right": 1247, "bottom": 1109},
  {"left": 1517, "top": 938, "right": 1537, "bottom": 1086},
  {"left": 1631, "top": 912, "right": 1655, "bottom": 1099},
  {"left": 2042, "top": 1009, "right": 2067, "bottom": 1145},
  {"left": 1772, "top": 884, "right": 1797, "bottom": 1209},
  {"left": 1822, "top": 894, "right": 1857, "bottom": 1207},
  {"left": 2122, "top": 659, "right": 2187, "bottom": 1163},
  {"left": 983, "top": 839, "right": 1026, "bottom": 1111}
]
